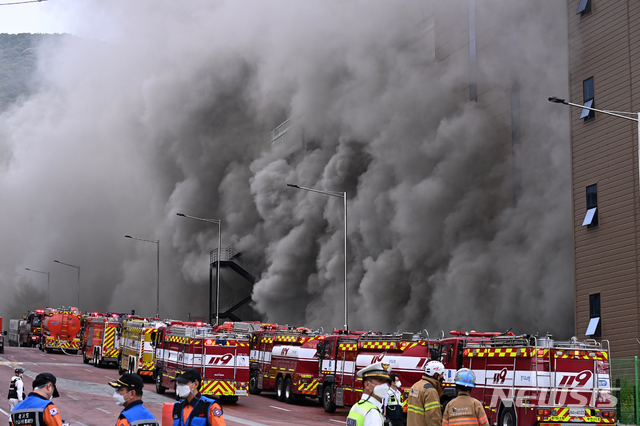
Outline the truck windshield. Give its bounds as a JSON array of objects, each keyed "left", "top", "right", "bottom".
[{"left": 32, "top": 318, "right": 41, "bottom": 327}]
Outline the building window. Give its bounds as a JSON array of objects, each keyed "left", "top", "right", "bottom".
[
  {"left": 582, "top": 184, "right": 598, "bottom": 227},
  {"left": 581, "top": 77, "right": 595, "bottom": 120},
  {"left": 576, "top": 0, "right": 592, "bottom": 16},
  {"left": 586, "top": 293, "right": 601, "bottom": 337}
]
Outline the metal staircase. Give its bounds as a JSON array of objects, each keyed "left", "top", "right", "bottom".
[{"left": 210, "top": 244, "right": 260, "bottom": 322}]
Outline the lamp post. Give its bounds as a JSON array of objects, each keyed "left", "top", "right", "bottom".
[
  {"left": 125, "top": 235, "right": 160, "bottom": 318},
  {"left": 53, "top": 260, "right": 79, "bottom": 309},
  {"left": 548, "top": 96, "right": 640, "bottom": 201},
  {"left": 25, "top": 268, "right": 50, "bottom": 306},
  {"left": 287, "top": 183, "right": 348, "bottom": 331},
  {"left": 176, "top": 213, "right": 222, "bottom": 326}
]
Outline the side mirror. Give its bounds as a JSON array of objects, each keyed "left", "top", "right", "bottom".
[
  {"left": 3, "top": 331, "right": 6, "bottom": 336},
  {"left": 316, "top": 342, "right": 325, "bottom": 359}
]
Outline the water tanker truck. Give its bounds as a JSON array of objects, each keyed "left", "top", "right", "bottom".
[{"left": 40, "top": 307, "right": 82, "bottom": 354}]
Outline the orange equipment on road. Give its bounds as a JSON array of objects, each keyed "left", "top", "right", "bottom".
[{"left": 40, "top": 307, "right": 82, "bottom": 354}]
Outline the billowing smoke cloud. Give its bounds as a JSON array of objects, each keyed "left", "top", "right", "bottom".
[{"left": 0, "top": 1, "right": 572, "bottom": 337}]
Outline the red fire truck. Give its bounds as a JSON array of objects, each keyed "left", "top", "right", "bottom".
[
  {"left": 154, "top": 321, "right": 255, "bottom": 402},
  {"left": 248, "top": 326, "right": 324, "bottom": 402},
  {"left": 83, "top": 314, "right": 123, "bottom": 367},
  {"left": 25, "top": 310, "right": 44, "bottom": 347},
  {"left": 435, "top": 331, "right": 615, "bottom": 426},
  {"left": 317, "top": 331, "right": 438, "bottom": 413}
]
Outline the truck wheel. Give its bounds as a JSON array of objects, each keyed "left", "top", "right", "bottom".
[
  {"left": 249, "top": 371, "right": 261, "bottom": 395},
  {"left": 284, "top": 377, "right": 294, "bottom": 404},
  {"left": 155, "top": 370, "right": 166, "bottom": 394},
  {"left": 82, "top": 352, "right": 89, "bottom": 364},
  {"left": 499, "top": 407, "right": 516, "bottom": 426},
  {"left": 276, "top": 376, "right": 285, "bottom": 402},
  {"left": 323, "top": 384, "right": 336, "bottom": 413}
]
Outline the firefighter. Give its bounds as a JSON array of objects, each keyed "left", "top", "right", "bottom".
[
  {"left": 10, "top": 372, "right": 62, "bottom": 426},
  {"left": 171, "top": 367, "right": 226, "bottom": 426},
  {"left": 383, "top": 373, "right": 404, "bottom": 426},
  {"left": 8, "top": 367, "right": 25, "bottom": 411},
  {"left": 406, "top": 361, "right": 445, "bottom": 426},
  {"left": 108, "top": 373, "right": 158, "bottom": 426},
  {"left": 442, "top": 369, "right": 489, "bottom": 426},
  {"left": 346, "top": 362, "right": 391, "bottom": 426}
]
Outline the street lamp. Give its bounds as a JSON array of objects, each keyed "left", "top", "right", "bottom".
[
  {"left": 125, "top": 235, "right": 160, "bottom": 318},
  {"left": 176, "top": 213, "right": 222, "bottom": 326},
  {"left": 53, "top": 260, "right": 79, "bottom": 309},
  {"left": 548, "top": 96, "right": 640, "bottom": 198},
  {"left": 25, "top": 268, "right": 50, "bottom": 307},
  {"left": 287, "top": 183, "right": 348, "bottom": 331}
]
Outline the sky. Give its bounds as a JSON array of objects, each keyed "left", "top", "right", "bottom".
[
  {"left": 0, "top": 1, "right": 575, "bottom": 338},
  {"left": 0, "top": 1, "right": 71, "bottom": 34}
]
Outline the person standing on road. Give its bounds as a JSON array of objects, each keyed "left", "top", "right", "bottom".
[
  {"left": 383, "top": 373, "right": 404, "bottom": 426},
  {"left": 10, "top": 372, "right": 63, "bottom": 426},
  {"left": 8, "top": 367, "right": 25, "bottom": 411},
  {"left": 108, "top": 373, "right": 158, "bottom": 426},
  {"left": 347, "top": 362, "right": 392, "bottom": 426},
  {"left": 171, "top": 368, "right": 226, "bottom": 426},
  {"left": 406, "top": 361, "right": 445, "bottom": 426},
  {"left": 442, "top": 369, "right": 489, "bottom": 426}
]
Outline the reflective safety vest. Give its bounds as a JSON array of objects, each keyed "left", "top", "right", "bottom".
[
  {"left": 10, "top": 394, "right": 53, "bottom": 426},
  {"left": 119, "top": 402, "right": 158, "bottom": 426},
  {"left": 347, "top": 399, "right": 383, "bottom": 426},
  {"left": 172, "top": 395, "right": 222, "bottom": 426},
  {"left": 386, "top": 389, "right": 403, "bottom": 419},
  {"left": 8, "top": 377, "right": 22, "bottom": 399}
]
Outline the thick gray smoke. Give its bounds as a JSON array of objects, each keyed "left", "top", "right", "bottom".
[{"left": 0, "top": 1, "right": 572, "bottom": 337}]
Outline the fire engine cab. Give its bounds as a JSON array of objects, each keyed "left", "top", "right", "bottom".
[
  {"left": 438, "top": 331, "right": 615, "bottom": 426},
  {"left": 118, "top": 318, "right": 164, "bottom": 378}
]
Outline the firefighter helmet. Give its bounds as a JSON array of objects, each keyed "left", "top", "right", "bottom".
[
  {"left": 424, "top": 361, "right": 445, "bottom": 377},
  {"left": 14, "top": 367, "right": 24, "bottom": 374},
  {"left": 454, "top": 368, "right": 476, "bottom": 388}
]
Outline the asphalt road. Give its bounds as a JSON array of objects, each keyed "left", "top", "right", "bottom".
[{"left": 0, "top": 346, "right": 349, "bottom": 426}]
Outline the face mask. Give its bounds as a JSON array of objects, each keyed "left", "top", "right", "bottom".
[
  {"left": 373, "top": 383, "right": 390, "bottom": 399},
  {"left": 395, "top": 380, "right": 402, "bottom": 388},
  {"left": 176, "top": 384, "right": 192, "bottom": 398},
  {"left": 113, "top": 391, "right": 126, "bottom": 406}
]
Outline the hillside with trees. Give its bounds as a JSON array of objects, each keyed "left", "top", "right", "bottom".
[{"left": 0, "top": 33, "right": 68, "bottom": 111}]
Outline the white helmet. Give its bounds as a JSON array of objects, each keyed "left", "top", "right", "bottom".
[{"left": 424, "top": 360, "right": 445, "bottom": 377}]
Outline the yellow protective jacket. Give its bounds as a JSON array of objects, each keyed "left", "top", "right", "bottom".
[{"left": 406, "top": 375, "right": 443, "bottom": 426}]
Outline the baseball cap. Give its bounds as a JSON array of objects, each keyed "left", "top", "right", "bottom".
[
  {"left": 171, "top": 368, "right": 201, "bottom": 384},
  {"left": 32, "top": 373, "right": 60, "bottom": 397},
  {"left": 108, "top": 373, "right": 144, "bottom": 391}
]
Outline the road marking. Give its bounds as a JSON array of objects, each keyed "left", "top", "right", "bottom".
[
  {"left": 0, "top": 408, "right": 8, "bottom": 417},
  {"left": 73, "top": 421, "right": 88, "bottom": 426},
  {"left": 96, "top": 408, "right": 111, "bottom": 414},
  {"left": 329, "top": 420, "right": 344, "bottom": 423},
  {"left": 85, "top": 369, "right": 93, "bottom": 373},
  {"left": 269, "top": 405, "right": 290, "bottom": 412},
  {"left": 67, "top": 394, "right": 78, "bottom": 400},
  {"left": 105, "top": 376, "right": 116, "bottom": 380},
  {"left": 224, "top": 415, "right": 272, "bottom": 426}
]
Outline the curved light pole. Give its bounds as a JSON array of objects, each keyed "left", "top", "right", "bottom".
[
  {"left": 25, "top": 268, "right": 50, "bottom": 307},
  {"left": 548, "top": 96, "right": 640, "bottom": 201},
  {"left": 125, "top": 235, "right": 160, "bottom": 318},
  {"left": 177, "top": 213, "right": 222, "bottom": 326},
  {"left": 287, "top": 183, "right": 348, "bottom": 331},
  {"left": 53, "top": 260, "right": 79, "bottom": 309}
]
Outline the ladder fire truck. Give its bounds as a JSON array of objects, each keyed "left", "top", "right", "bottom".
[
  {"left": 118, "top": 318, "right": 163, "bottom": 378},
  {"left": 83, "top": 314, "right": 123, "bottom": 367},
  {"left": 437, "top": 331, "right": 615, "bottom": 426},
  {"left": 154, "top": 321, "right": 255, "bottom": 402},
  {"left": 248, "top": 326, "right": 325, "bottom": 402},
  {"left": 318, "top": 331, "right": 438, "bottom": 413}
]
